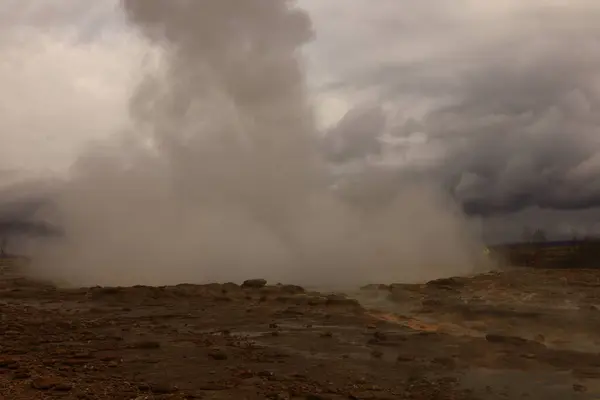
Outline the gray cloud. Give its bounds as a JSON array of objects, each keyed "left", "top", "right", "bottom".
[{"left": 321, "top": 1, "right": 600, "bottom": 230}]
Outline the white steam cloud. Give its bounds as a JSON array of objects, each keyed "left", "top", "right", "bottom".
[{"left": 18, "top": 0, "right": 485, "bottom": 287}]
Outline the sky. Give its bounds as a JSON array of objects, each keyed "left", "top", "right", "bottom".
[
  {"left": 0, "top": 0, "right": 349, "bottom": 173},
  {"left": 2, "top": 0, "right": 600, "bottom": 241},
  {"left": 0, "top": 0, "right": 545, "bottom": 173}
]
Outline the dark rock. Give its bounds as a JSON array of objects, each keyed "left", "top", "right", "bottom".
[
  {"left": 573, "top": 384, "right": 587, "bottom": 393},
  {"left": 426, "top": 277, "right": 464, "bottom": 289},
  {"left": 151, "top": 383, "right": 178, "bottom": 394},
  {"left": 242, "top": 279, "right": 267, "bottom": 289},
  {"left": 371, "top": 350, "right": 383, "bottom": 359},
  {"left": 55, "top": 382, "right": 74, "bottom": 391},
  {"left": 277, "top": 307, "right": 305, "bottom": 317},
  {"left": 208, "top": 349, "right": 228, "bottom": 360},
  {"left": 137, "top": 383, "right": 151, "bottom": 391},
  {"left": 12, "top": 371, "right": 31, "bottom": 380},
  {"left": 31, "top": 377, "right": 64, "bottom": 390},
  {"left": 0, "top": 357, "right": 18, "bottom": 368},
  {"left": 132, "top": 340, "right": 161, "bottom": 349},
  {"left": 360, "top": 284, "right": 391, "bottom": 291},
  {"left": 485, "top": 334, "right": 537, "bottom": 346}
]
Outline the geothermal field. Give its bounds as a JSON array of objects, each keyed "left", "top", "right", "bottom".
[
  {"left": 1, "top": 265, "right": 600, "bottom": 399},
  {"left": 3, "top": 0, "right": 600, "bottom": 399}
]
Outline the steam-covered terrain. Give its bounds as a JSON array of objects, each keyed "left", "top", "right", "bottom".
[{"left": 2, "top": 269, "right": 600, "bottom": 399}]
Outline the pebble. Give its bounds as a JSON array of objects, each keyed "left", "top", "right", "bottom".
[
  {"left": 208, "top": 349, "right": 228, "bottom": 360},
  {"left": 31, "top": 377, "right": 71, "bottom": 391},
  {"left": 150, "top": 383, "right": 178, "bottom": 394},
  {"left": 132, "top": 340, "right": 161, "bottom": 349}
]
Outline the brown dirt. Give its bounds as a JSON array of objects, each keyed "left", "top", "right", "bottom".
[{"left": 1, "top": 268, "right": 600, "bottom": 399}]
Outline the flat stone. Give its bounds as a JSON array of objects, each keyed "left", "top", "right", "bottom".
[{"left": 242, "top": 279, "right": 267, "bottom": 289}]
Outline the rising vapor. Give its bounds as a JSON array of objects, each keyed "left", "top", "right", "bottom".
[{"left": 23, "top": 0, "right": 485, "bottom": 287}]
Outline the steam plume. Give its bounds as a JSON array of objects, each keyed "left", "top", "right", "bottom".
[{"left": 26, "top": 0, "right": 485, "bottom": 287}]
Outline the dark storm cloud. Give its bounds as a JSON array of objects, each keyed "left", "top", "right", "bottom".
[{"left": 325, "top": 2, "right": 600, "bottom": 217}]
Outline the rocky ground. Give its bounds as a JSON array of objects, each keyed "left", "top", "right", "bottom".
[{"left": 1, "top": 268, "right": 600, "bottom": 399}]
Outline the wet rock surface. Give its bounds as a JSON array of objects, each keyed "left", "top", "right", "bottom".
[{"left": 1, "top": 268, "right": 600, "bottom": 399}]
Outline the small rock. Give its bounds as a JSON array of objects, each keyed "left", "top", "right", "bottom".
[
  {"left": 6, "top": 361, "right": 20, "bottom": 370},
  {"left": 320, "top": 331, "right": 333, "bottom": 338},
  {"left": 242, "top": 279, "right": 267, "bottom": 289},
  {"left": 535, "top": 334, "right": 545, "bottom": 343},
  {"left": 55, "top": 382, "right": 74, "bottom": 392},
  {"left": 0, "top": 358, "right": 18, "bottom": 368},
  {"left": 485, "top": 334, "right": 537, "bottom": 346},
  {"left": 573, "top": 383, "right": 587, "bottom": 393},
  {"left": 12, "top": 371, "right": 31, "bottom": 380},
  {"left": 305, "top": 395, "right": 327, "bottom": 400},
  {"left": 208, "top": 349, "right": 228, "bottom": 360},
  {"left": 371, "top": 350, "right": 383, "bottom": 359},
  {"left": 132, "top": 340, "right": 161, "bottom": 349},
  {"left": 426, "top": 277, "right": 464, "bottom": 288},
  {"left": 73, "top": 351, "right": 93, "bottom": 359},
  {"left": 31, "top": 377, "right": 65, "bottom": 391},
  {"left": 360, "top": 284, "right": 390, "bottom": 291},
  {"left": 151, "top": 383, "right": 178, "bottom": 394},
  {"left": 278, "top": 307, "right": 304, "bottom": 316}
]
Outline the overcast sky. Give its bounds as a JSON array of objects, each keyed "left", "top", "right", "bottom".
[
  {"left": 0, "top": 0, "right": 564, "bottom": 173},
  {"left": 0, "top": 0, "right": 344, "bottom": 173},
  {"left": 3, "top": 1, "right": 600, "bottom": 240}
]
